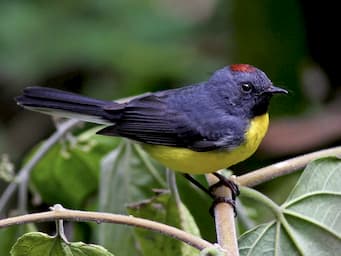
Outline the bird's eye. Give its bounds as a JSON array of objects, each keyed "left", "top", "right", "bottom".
[{"left": 241, "top": 82, "right": 254, "bottom": 93}]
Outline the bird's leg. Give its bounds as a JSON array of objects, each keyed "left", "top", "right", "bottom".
[
  {"left": 183, "top": 173, "right": 239, "bottom": 216},
  {"left": 183, "top": 174, "right": 214, "bottom": 198}
]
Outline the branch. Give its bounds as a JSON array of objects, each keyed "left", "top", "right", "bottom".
[
  {"left": 0, "top": 119, "right": 80, "bottom": 214},
  {"left": 0, "top": 205, "right": 213, "bottom": 251},
  {"left": 206, "top": 174, "right": 238, "bottom": 256},
  {"left": 237, "top": 146, "right": 341, "bottom": 187}
]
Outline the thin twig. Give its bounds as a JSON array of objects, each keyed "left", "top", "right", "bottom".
[
  {"left": 0, "top": 119, "right": 80, "bottom": 214},
  {"left": 0, "top": 205, "right": 213, "bottom": 251},
  {"left": 237, "top": 146, "right": 341, "bottom": 187},
  {"left": 206, "top": 173, "right": 238, "bottom": 256},
  {"left": 167, "top": 169, "right": 181, "bottom": 204}
]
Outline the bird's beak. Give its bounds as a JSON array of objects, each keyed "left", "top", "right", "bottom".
[{"left": 266, "top": 85, "right": 288, "bottom": 94}]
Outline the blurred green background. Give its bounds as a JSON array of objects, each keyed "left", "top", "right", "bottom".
[{"left": 0, "top": 0, "right": 341, "bottom": 254}]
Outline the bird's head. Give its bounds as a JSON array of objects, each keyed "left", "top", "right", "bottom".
[{"left": 208, "top": 64, "right": 287, "bottom": 117}]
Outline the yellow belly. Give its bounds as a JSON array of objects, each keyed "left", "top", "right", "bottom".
[{"left": 143, "top": 113, "right": 269, "bottom": 174}]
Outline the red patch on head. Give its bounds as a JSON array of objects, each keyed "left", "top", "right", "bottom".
[{"left": 230, "top": 64, "right": 256, "bottom": 73}]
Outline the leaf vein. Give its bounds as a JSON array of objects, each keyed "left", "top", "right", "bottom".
[
  {"left": 246, "top": 222, "right": 275, "bottom": 256},
  {"left": 330, "top": 210, "right": 341, "bottom": 229},
  {"left": 322, "top": 165, "right": 340, "bottom": 190},
  {"left": 283, "top": 192, "right": 341, "bottom": 208},
  {"left": 283, "top": 209, "right": 341, "bottom": 239}
]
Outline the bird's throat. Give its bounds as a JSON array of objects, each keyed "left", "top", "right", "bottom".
[{"left": 251, "top": 95, "right": 271, "bottom": 117}]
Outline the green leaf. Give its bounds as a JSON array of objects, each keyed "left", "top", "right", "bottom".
[
  {"left": 238, "top": 157, "right": 341, "bottom": 255},
  {"left": 30, "top": 128, "right": 118, "bottom": 208},
  {"left": 127, "top": 191, "right": 200, "bottom": 256},
  {"left": 239, "top": 222, "right": 299, "bottom": 256},
  {"left": 98, "top": 141, "right": 166, "bottom": 255},
  {"left": 10, "top": 232, "right": 114, "bottom": 256}
]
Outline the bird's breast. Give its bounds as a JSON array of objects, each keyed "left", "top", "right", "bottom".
[{"left": 143, "top": 113, "right": 269, "bottom": 174}]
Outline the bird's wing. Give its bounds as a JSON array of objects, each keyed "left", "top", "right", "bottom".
[{"left": 97, "top": 93, "right": 245, "bottom": 152}]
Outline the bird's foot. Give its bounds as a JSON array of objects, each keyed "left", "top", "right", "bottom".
[
  {"left": 209, "top": 196, "right": 237, "bottom": 217},
  {"left": 183, "top": 172, "right": 239, "bottom": 217},
  {"left": 209, "top": 172, "right": 240, "bottom": 200},
  {"left": 208, "top": 172, "right": 239, "bottom": 217}
]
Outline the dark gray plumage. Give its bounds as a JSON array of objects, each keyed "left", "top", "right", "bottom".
[{"left": 15, "top": 64, "right": 287, "bottom": 152}]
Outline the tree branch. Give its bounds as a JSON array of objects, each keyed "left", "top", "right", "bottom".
[
  {"left": 237, "top": 146, "right": 341, "bottom": 187},
  {"left": 0, "top": 119, "right": 80, "bottom": 214},
  {"left": 0, "top": 205, "right": 213, "bottom": 251},
  {"left": 206, "top": 173, "right": 238, "bottom": 256}
]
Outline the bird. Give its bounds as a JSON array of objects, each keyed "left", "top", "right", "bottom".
[{"left": 15, "top": 64, "right": 287, "bottom": 204}]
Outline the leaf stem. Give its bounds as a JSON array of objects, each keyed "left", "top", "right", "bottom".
[
  {"left": 0, "top": 205, "right": 213, "bottom": 251},
  {"left": 0, "top": 119, "right": 80, "bottom": 215},
  {"left": 237, "top": 146, "right": 341, "bottom": 187},
  {"left": 52, "top": 204, "right": 69, "bottom": 243}
]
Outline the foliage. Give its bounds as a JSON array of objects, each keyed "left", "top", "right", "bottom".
[
  {"left": 10, "top": 232, "right": 114, "bottom": 256},
  {"left": 239, "top": 158, "right": 341, "bottom": 255},
  {"left": 1, "top": 132, "right": 340, "bottom": 255},
  {"left": 97, "top": 141, "right": 166, "bottom": 255},
  {"left": 127, "top": 191, "right": 200, "bottom": 256},
  {"left": 29, "top": 127, "right": 119, "bottom": 208}
]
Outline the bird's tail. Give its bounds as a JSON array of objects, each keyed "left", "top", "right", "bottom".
[{"left": 15, "top": 87, "right": 123, "bottom": 124}]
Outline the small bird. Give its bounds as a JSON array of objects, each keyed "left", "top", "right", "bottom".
[{"left": 16, "top": 64, "right": 287, "bottom": 200}]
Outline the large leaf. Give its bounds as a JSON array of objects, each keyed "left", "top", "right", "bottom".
[
  {"left": 98, "top": 141, "right": 166, "bottom": 255},
  {"left": 30, "top": 128, "right": 118, "bottom": 208},
  {"left": 127, "top": 190, "right": 200, "bottom": 256},
  {"left": 10, "top": 232, "right": 113, "bottom": 256},
  {"left": 238, "top": 157, "right": 341, "bottom": 255}
]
